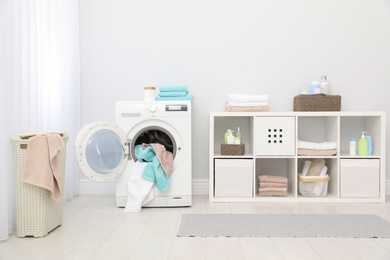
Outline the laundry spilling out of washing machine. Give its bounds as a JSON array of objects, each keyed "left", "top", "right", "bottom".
[{"left": 75, "top": 101, "right": 192, "bottom": 209}]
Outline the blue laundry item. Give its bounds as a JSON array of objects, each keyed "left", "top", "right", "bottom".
[
  {"left": 159, "top": 86, "right": 188, "bottom": 92},
  {"left": 158, "top": 91, "right": 188, "bottom": 97},
  {"left": 134, "top": 144, "right": 171, "bottom": 192},
  {"left": 156, "top": 94, "right": 194, "bottom": 101}
]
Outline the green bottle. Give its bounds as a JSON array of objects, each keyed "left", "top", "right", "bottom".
[{"left": 358, "top": 131, "right": 368, "bottom": 156}]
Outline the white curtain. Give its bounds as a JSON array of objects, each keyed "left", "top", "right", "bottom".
[{"left": 0, "top": 0, "right": 80, "bottom": 240}]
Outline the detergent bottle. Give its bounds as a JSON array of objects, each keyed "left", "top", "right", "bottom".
[{"left": 358, "top": 131, "right": 368, "bottom": 156}]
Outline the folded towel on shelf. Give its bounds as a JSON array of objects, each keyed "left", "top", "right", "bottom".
[
  {"left": 258, "top": 190, "right": 288, "bottom": 197},
  {"left": 225, "top": 106, "right": 269, "bottom": 112},
  {"left": 226, "top": 101, "right": 269, "bottom": 107},
  {"left": 158, "top": 91, "right": 188, "bottom": 97},
  {"left": 259, "top": 187, "right": 287, "bottom": 192},
  {"left": 259, "top": 182, "right": 287, "bottom": 188},
  {"left": 159, "top": 86, "right": 188, "bottom": 92},
  {"left": 297, "top": 140, "right": 337, "bottom": 150},
  {"left": 22, "top": 133, "right": 65, "bottom": 201},
  {"left": 298, "top": 148, "right": 337, "bottom": 156},
  {"left": 156, "top": 94, "right": 194, "bottom": 101},
  {"left": 227, "top": 94, "right": 268, "bottom": 103},
  {"left": 258, "top": 175, "right": 288, "bottom": 184}
]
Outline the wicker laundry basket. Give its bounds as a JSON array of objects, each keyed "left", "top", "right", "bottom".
[{"left": 11, "top": 133, "right": 68, "bottom": 238}]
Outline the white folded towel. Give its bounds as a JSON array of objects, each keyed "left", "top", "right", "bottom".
[
  {"left": 297, "top": 140, "right": 337, "bottom": 150},
  {"left": 226, "top": 101, "right": 269, "bottom": 107},
  {"left": 227, "top": 94, "right": 268, "bottom": 103}
]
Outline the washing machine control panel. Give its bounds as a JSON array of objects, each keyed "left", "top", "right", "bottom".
[
  {"left": 149, "top": 106, "right": 157, "bottom": 112},
  {"left": 165, "top": 104, "right": 188, "bottom": 112}
]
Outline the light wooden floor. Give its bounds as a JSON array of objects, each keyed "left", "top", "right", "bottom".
[{"left": 1, "top": 195, "right": 390, "bottom": 260}]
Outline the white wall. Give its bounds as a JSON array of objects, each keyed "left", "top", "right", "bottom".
[{"left": 79, "top": 0, "right": 390, "bottom": 191}]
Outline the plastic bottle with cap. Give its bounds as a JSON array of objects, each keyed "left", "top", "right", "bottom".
[
  {"left": 320, "top": 75, "right": 331, "bottom": 95},
  {"left": 235, "top": 127, "right": 241, "bottom": 144},
  {"left": 349, "top": 138, "right": 357, "bottom": 156},
  {"left": 358, "top": 131, "right": 368, "bottom": 156}
]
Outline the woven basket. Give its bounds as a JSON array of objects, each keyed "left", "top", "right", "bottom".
[
  {"left": 293, "top": 95, "right": 341, "bottom": 111},
  {"left": 221, "top": 144, "right": 245, "bottom": 155},
  {"left": 11, "top": 133, "right": 68, "bottom": 238}
]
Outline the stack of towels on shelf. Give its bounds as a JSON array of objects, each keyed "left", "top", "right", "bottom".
[
  {"left": 156, "top": 86, "right": 194, "bottom": 101},
  {"left": 299, "top": 159, "right": 328, "bottom": 196},
  {"left": 297, "top": 140, "right": 337, "bottom": 156},
  {"left": 225, "top": 94, "right": 269, "bottom": 112},
  {"left": 258, "top": 175, "right": 288, "bottom": 197}
]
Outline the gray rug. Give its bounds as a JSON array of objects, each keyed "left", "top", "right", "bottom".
[{"left": 177, "top": 214, "right": 390, "bottom": 238}]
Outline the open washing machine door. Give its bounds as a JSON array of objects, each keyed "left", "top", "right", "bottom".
[{"left": 75, "top": 121, "right": 129, "bottom": 182}]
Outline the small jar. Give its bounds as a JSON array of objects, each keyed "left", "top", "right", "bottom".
[
  {"left": 310, "top": 81, "right": 321, "bottom": 94},
  {"left": 144, "top": 86, "right": 156, "bottom": 101}
]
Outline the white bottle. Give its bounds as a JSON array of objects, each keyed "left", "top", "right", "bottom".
[
  {"left": 349, "top": 137, "right": 357, "bottom": 156},
  {"left": 227, "top": 131, "right": 235, "bottom": 144},
  {"left": 235, "top": 127, "right": 241, "bottom": 144},
  {"left": 320, "top": 75, "right": 330, "bottom": 95}
]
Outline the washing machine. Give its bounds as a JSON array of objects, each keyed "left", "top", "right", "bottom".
[{"left": 75, "top": 101, "right": 192, "bottom": 207}]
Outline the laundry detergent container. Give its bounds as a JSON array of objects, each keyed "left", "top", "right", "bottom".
[{"left": 11, "top": 133, "right": 68, "bottom": 237}]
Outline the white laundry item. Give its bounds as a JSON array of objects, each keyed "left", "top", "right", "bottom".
[
  {"left": 226, "top": 101, "right": 269, "bottom": 107},
  {"left": 297, "top": 140, "right": 337, "bottom": 150},
  {"left": 124, "top": 161, "right": 154, "bottom": 213},
  {"left": 312, "top": 166, "right": 328, "bottom": 196},
  {"left": 227, "top": 94, "right": 269, "bottom": 102},
  {"left": 301, "top": 160, "right": 312, "bottom": 176}
]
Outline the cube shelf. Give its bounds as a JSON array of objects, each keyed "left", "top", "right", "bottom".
[{"left": 209, "top": 111, "right": 386, "bottom": 203}]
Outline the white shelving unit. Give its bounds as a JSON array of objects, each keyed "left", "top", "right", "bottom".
[{"left": 209, "top": 111, "right": 386, "bottom": 203}]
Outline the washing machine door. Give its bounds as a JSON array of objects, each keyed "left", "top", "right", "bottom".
[{"left": 75, "top": 121, "right": 129, "bottom": 182}]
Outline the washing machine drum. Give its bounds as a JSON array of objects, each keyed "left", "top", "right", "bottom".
[{"left": 75, "top": 121, "right": 128, "bottom": 182}]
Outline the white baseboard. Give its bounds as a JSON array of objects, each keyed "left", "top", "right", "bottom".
[
  {"left": 79, "top": 178, "right": 390, "bottom": 196},
  {"left": 79, "top": 179, "right": 116, "bottom": 195}
]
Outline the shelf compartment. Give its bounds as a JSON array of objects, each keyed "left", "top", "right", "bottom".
[
  {"left": 340, "top": 116, "right": 382, "bottom": 156},
  {"left": 213, "top": 116, "right": 253, "bottom": 156},
  {"left": 256, "top": 158, "right": 296, "bottom": 198}
]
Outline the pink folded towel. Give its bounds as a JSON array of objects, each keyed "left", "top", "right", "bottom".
[
  {"left": 258, "top": 190, "right": 288, "bottom": 197},
  {"left": 258, "top": 175, "right": 288, "bottom": 184},
  {"left": 225, "top": 106, "right": 269, "bottom": 112},
  {"left": 22, "top": 134, "right": 65, "bottom": 201}
]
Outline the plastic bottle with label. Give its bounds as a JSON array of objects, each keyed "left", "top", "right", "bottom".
[
  {"left": 349, "top": 138, "right": 357, "bottom": 156},
  {"left": 358, "top": 132, "right": 368, "bottom": 156},
  {"left": 235, "top": 127, "right": 241, "bottom": 144},
  {"left": 320, "top": 75, "right": 331, "bottom": 95}
]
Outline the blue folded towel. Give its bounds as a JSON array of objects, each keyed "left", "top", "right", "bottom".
[
  {"left": 158, "top": 91, "right": 188, "bottom": 97},
  {"left": 159, "top": 86, "right": 188, "bottom": 92},
  {"left": 156, "top": 94, "right": 194, "bottom": 101}
]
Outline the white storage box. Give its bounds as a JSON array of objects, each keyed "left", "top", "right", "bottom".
[
  {"left": 214, "top": 159, "right": 253, "bottom": 198},
  {"left": 11, "top": 133, "right": 68, "bottom": 237},
  {"left": 298, "top": 174, "right": 330, "bottom": 197},
  {"left": 255, "top": 117, "right": 295, "bottom": 156},
  {"left": 340, "top": 159, "right": 380, "bottom": 198}
]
